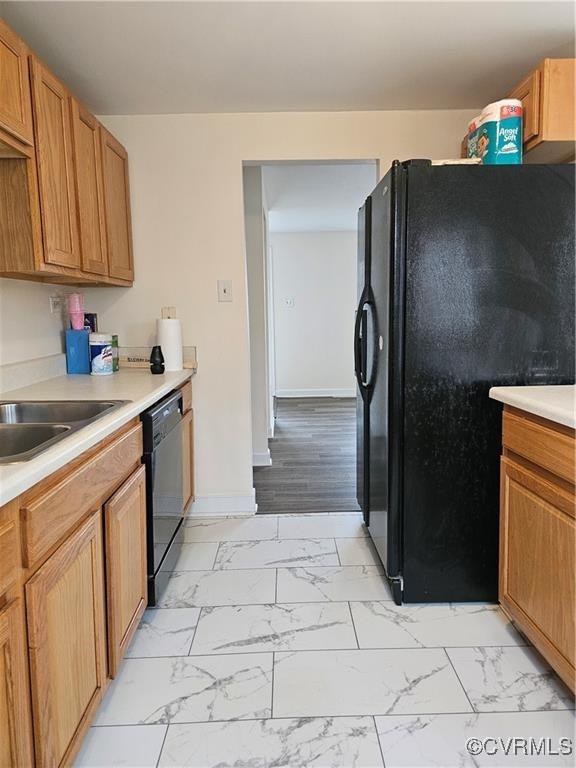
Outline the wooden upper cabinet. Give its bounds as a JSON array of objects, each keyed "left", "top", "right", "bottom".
[
  {"left": 460, "top": 58, "right": 575, "bottom": 163},
  {"left": 30, "top": 56, "right": 80, "bottom": 269},
  {"left": 25, "top": 511, "right": 107, "bottom": 767},
  {"left": 0, "top": 25, "right": 135, "bottom": 286},
  {"left": 515, "top": 59, "right": 575, "bottom": 162},
  {"left": 0, "top": 600, "right": 34, "bottom": 768},
  {"left": 101, "top": 127, "right": 134, "bottom": 282},
  {"left": 0, "top": 19, "right": 33, "bottom": 145},
  {"left": 539, "top": 59, "right": 575, "bottom": 142},
  {"left": 71, "top": 100, "right": 108, "bottom": 276},
  {"left": 104, "top": 465, "right": 147, "bottom": 677},
  {"left": 508, "top": 69, "right": 540, "bottom": 144}
]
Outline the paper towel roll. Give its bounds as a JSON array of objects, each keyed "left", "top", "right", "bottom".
[{"left": 156, "top": 318, "right": 183, "bottom": 371}]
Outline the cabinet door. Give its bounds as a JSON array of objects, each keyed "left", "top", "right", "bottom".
[
  {"left": 0, "top": 600, "right": 34, "bottom": 768},
  {"left": 30, "top": 57, "right": 80, "bottom": 269},
  {"left": 509, "top": 69, "right": 540, "bottom": 144},
  {"left": 182, "top": 409, "right": 194, "bottom": 512},
  {"left": 540, "top": 58, "right": 576, "bottom": 142},
  {"left": 100, "top": 127, "right": 134, "bottom": 281},
  {"left": 0, "top": 500, "right": 18, "bottom": 596},
  {"left": 500, "top": 458, "right": 575, "bottom": 689},
  {"left": 104, "top": 465, "right": 147, "bottom": 677},
  {"left": 71, "top": 100, "right": 108, "bottom": 276},
  {"left": 26, "top": 511, "right": 107, "bottom": 767},
  {"left": 0, "top": 19, "right": 33, "bottom": 145}
]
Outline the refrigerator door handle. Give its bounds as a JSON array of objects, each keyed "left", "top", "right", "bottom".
[
  {"left": 354, "top": 298, "right": 365, "bottom": 388},
  {"left": 362, "top": 296, "right": 377, "bottom": 391},
  {"left": 355, "top": 291, "right": 376, "bottom": 393}
]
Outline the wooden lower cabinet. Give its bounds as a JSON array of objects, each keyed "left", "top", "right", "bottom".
[
  {"left": 182, "top": 409, "right": 194, "bottom": 512},
  {"left": 0, "top": 405, "right": 196, "bottom": 764},
  {"left": 0, "top": 599, "right": 34, "bottom": 768},
  {"left": 21, "top": 421, "right": 142, "bottom": 570},
  {"left": 0, "top": 499, "right": 18, "bottom": 596},
  {"left": 499, "top": 408, "right": 575, "bottom": 692},
  {"left": 25, "top": 511, "right": 107, "bottom": 767},
  {"left": 104, "top": 464, "right": 147, "bottom": 678}
]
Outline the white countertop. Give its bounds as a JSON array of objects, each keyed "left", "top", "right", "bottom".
[
  {"left": 489, "top": 385, "right": 575, "bottom": 429},
  {"left": 0, "top": 369, "right": 193, "bottom": 506}
]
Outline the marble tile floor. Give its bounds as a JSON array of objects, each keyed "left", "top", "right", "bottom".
[{"left": 76, "top": 513, "right": 574, "bottom": 768}]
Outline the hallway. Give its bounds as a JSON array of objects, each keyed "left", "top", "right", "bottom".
[{"left": 254, "top": 398, "right": 360, "bottom": 514}]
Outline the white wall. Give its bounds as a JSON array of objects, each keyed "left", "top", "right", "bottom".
[
  {"left": 0, "top": 108, "right": 476, "bottom": 512},
  {"left": 265, "top": 218, "right": 276, "bottom": 437},
  {"left": 0, "top": 278, "right": 67, "bottom": 366},
  {"left": 242, "top": 166, "right": 270, "bottom": 466},
  {"left": 272, "top": 231, "right": 357, "bottom": 397}
]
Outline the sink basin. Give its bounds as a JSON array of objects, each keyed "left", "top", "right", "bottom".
[
  {"left": 0, "top": 400, "right": 129, "bottom": 463},
  {"left": 0, "top": 400, "right": 121, "bottom": 424},
  {"left": 0, "top": 424, "right": 72, "bottom": 463}
]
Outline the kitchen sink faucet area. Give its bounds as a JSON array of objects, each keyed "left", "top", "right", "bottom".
[{"left": 0, "top": 401, "right": 127, "bottom": 462}]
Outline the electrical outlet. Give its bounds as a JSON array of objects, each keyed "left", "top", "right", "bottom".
[
  {"left": 217, "top": 280, "right": 233, "bottom": 302},
  {"left": 284, "top": 298, "right": 295, "bottom": 308},
  {"left": 49, "top": 296, "right": 65, "bottom": 314}
]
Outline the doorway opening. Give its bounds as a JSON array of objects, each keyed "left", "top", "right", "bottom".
[{"left": 242, "top": 161, "right": 378, "bottom": 514}]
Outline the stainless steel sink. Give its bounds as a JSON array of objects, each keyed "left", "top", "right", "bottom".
[
  {"left": 0, "top": 400, "right": 128, "bottom": 464},
  {"left": 0, "top": 400, "right": 120, "bottom": 424},
  {"left": 0, "top": 424, "right": 72, "bottom": 462}
]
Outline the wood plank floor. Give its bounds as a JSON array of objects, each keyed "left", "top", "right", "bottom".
[{"left": 254, "top": 397, "right": 361, "bottom": 515}]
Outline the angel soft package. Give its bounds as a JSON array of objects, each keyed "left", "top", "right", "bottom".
[{"left": 467, "top": 99, "right": 523, "bottom": 164}]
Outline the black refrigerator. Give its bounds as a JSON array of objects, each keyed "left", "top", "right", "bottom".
[{"left": 355, "top": 159, "right": 574, "bottom": 605}]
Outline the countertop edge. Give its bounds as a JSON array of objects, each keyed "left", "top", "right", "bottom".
[
  {"left": 0, "top": 370, "right": 193, "bottom": 506},
  {"left": 489, "top": 386, "right": 576, "bottom": 429}
]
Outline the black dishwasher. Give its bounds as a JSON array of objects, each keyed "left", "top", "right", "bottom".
[{"left": 141, "top": 390, "right": 184, "bottom": 605}]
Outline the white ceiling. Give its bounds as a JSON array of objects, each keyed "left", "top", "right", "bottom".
[
  {"left": 1, "top": 1, "right": 574, "bottom": 115},
  {"left": 262, "top": 162, "right": 377, "bottom": 232}
]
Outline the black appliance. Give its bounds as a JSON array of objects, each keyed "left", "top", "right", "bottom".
[
  {"left": 142, "top": 389, "right": 185, "bottom": 604},
  {"left": 355, "top": 160, "right": 575, "bottom": 605}
]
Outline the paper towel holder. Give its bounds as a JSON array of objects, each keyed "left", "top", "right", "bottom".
[{"left": 156, "top": 308, "right": 183, "bottom": 372}]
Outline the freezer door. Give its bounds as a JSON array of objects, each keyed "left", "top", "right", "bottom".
[
  {"left": 401, "top": 163, "right": 575, "bottom": 602},
  {"left": 366, "top": 165, "right": 401, "bottom": 575}
]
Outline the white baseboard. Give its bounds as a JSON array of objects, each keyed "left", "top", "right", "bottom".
[
  {"left": 253, "top": 450, "right": 272, "bottom": 467},
  {"left": 275, "top": 388, "right": 356, "bottom": 398},
  {"left": 187, "top": 490, "right": 257, "bottom": 517}
]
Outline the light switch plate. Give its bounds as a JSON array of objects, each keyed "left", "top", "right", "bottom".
[{"left": 217, "top": 280, "right": 233, "bottom": 302}]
